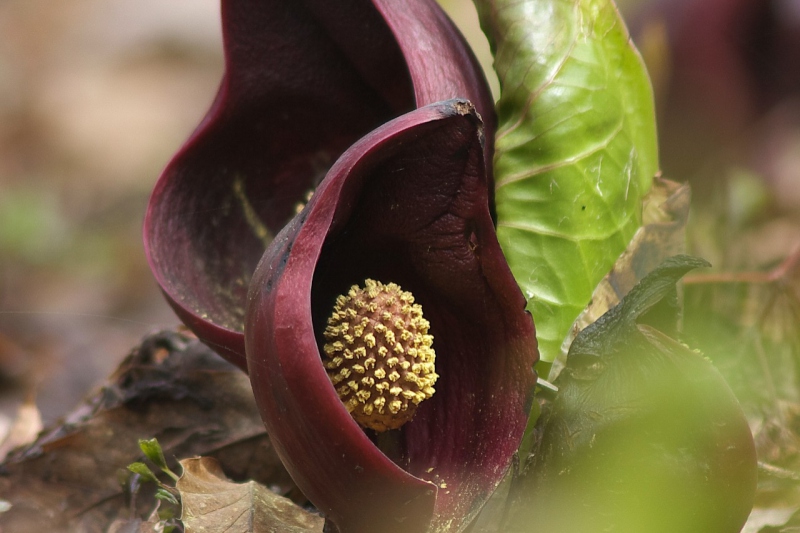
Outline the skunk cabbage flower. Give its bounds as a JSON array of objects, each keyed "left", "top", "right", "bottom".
[
  {"left": 143, "top": 0, "right": 495, "bottom": 371},
  {"left": 245, "top": 100, "right": 538, "bottom": 533}
]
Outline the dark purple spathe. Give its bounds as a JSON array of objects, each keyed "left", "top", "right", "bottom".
[
  {"left": 144, "top": 0, "right": 495, "bottom": 371},
  {"left": 245, "top": 101, "right": 538, "bottom": 533}
]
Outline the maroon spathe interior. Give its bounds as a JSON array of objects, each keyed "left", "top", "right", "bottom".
[
  {"left": 144, "top": 0, "right": 500, "bottom": 374},
  {"left": 146, "top": 0, "right": 415, "bottom": 342},
  {"left": 244, "top": 103, "right": 537, "bottom": 533},
  {"left": 309, "top": 108, "right": 537, "bottom": 525}
]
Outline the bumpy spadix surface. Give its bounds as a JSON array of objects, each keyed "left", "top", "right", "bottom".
[{"left": 324, "top": 279, "right": 437, "bottom": 431}]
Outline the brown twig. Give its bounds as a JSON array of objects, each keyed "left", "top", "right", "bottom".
[{"left": 682, "top": 245, "right": 800, "bottom": 285}]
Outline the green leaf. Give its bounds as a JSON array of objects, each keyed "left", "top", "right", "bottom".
[
  {"left": 474, "top": 0, "right": 659, "bottom": 365},
  {"left": 127, "top": 462, "right": 159, "bottom": 483},
  {"left": 505, "top": 257, "right": 756, "bottom": 532},
  {"left": 155, "top": 488, "right": 180, "bottom": 507},
  {"left": 139, "top": 438, "right": 168, "bottom": 470}
]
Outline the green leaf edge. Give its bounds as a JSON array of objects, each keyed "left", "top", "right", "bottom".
[
  {"left": 139, "top": 438, "right": 168, "bottom": 470},
  {"left": 128, "top": 462, "right": 159, "bottom": 483},
  {"left": 474, "top": 0, "right": 659, "bottom": 365}
]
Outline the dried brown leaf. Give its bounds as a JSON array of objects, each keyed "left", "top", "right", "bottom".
[
  {"left": 0, "top": 395, "right": 43, "bottom": 462},
  {"left": 0, "top": 330, "right": 295, "bottom": 532},
  {"left": 178, "top": 457, "right": 323, "bottom": 533},
  {"left": 743, "top": 507, "right": 800, "bottom": 533}
]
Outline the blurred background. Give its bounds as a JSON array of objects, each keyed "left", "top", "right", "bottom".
[
  {"left": 0, "top": 0, "right": 224, "bottom": 425},
  {"left": 0, "top": 0, "right": 798, "bottom": 465}
]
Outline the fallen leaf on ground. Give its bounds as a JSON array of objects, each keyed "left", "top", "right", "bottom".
[
  {"left": 0, "top": 394, "right": 42, "bottom": 462},
  {"left": 178, "top": 456, "right": 323, "bottom": 533},
  {"left": 0, "top": 330, "right": 294, "bottom": 532}
]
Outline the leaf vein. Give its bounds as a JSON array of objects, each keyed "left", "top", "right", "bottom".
[{"left": 496, "top": 117, "right": 623, "bottom": 187}]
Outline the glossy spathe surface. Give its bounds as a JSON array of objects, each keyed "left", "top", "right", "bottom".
[
  {"left": 245, "top": 101, "right": 538, "bottom": 533},
  {"left": 144, "top": 0, "right": 496, "bottom": 370}
]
